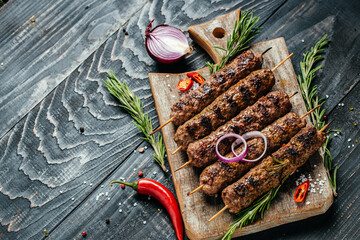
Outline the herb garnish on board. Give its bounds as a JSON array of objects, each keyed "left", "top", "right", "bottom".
[{"left": 206, "top": 10, "right": 261, "bottom": 74}]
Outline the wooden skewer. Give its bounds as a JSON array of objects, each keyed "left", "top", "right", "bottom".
[
  {"left": 171, "top": 146, "right": 182, "bottom": 155},
  {"left": 288, "top": 91, "right": 298, "bottom": 99},
  {"left": 300, "top": 104, "right": 321, "bottom": 118},
  {"left": 208, "top": 205, "right": 229, "bottom": 222},
  {"left": 271, "top": 53, "right": 294, "bottom": 72},
  {"left": 175, "top": 160, "right": 192, "bottom": 172},
  {"left": 320, "top": 120, "right": 332, "bottom": 132},
  {"left": 150, "top": 117, "right": 174, "bottom": 136},
  {"left": 187, "top": 184, "right": 204, "bottom": 196}
]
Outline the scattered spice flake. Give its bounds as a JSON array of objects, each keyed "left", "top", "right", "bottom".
[
  {"left": 31, "top": 18, "right": 36, "bottom": 22},
  {"left": 138, "top": 171, "right": 144, "bottom": 177},
  {"left": 80, "top": 127, "right": 85, "bottom": 133},
  {"left": 139, "top": 147, "right": 145, "bottom": 153},
  {"left": 356, "top": 139, "right": 358, "bottom": 143},
  {"left": 44, "top": 228, "right": 49, "bottom": 237},
  {"left": 349, "top": 107, "right": 354, "bottom": 111},
  {"left": 354, "top": 123, "right": 357, "bottom": 126},
  {"left": 82, "top": 231, "right": 87, "bottom": 237},
  {"left": 105, "top": 218, "right": 110, "bottom": 224},
  {"left": 121, "top": 184, "right": 125, "bottom": 189}
]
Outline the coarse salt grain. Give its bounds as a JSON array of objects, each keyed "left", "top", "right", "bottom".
[
  {"left": 326, "top": 95, "right": 329, "bottom": 98},
  {"left": 108, "top": 197, "right": 111, "bottom": 201},
  {"left": 306, "top": 201, "right": 310, "bottom": 205},
  {"left": 134, "top": 203, "right": 137, "bottom": 207},
  {"left": 144, "top": 146, "right": 148, "bottom": 149},
  {"left": 60, "top": 190, "right": 63, "bottom": 193},
  {"left": 84, "top": 181, "right": 87, "bottom": 184},
  {"left": 166, "top": 74, "right": 170, "bottom": 78},
  {"left": 119, "top": 202, "right": 122, "bottom": 205},
  {"left": 301, "top": 39, "right": 305, "bottom": 42},
  {"left": 119, "top": 209, "right": 122, "bottom": 213},
  {"left": 96, "top": 196, "right": 99, "bottom": 201},
  {"left": 90, "top": 183, "right": 93, "bottom": 186},
  {"left": 101, "top": 185, "right": 104, "bottom": 188},
  {"left": 143, "top": 221, "right": 147, "bottom": 225},
  {"left": 71, "top": 197, "right": 75, "bottom": 201},
  {"left": 105, "top": 192, "right": 108, "bottom": 196},
  {"left": 348, "top": 138, "right": 352, "bottom": 142}
]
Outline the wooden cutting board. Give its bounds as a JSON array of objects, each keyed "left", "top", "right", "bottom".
[{"left": 149, "top": 9, "right": 333, "bottom": 240}]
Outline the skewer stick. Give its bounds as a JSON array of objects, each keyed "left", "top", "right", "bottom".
[
  {"left": 256, "top": 47, "right": 272, "bottom": 58},
  {"left": 271, "top": 53, "right": 294, "bottom": 72},
  {"left": 300, "top": 104, "right": 321, "bottom": 118},
  {"left": 208, "top": 205, "right": 229, "bottom": 222},
  {"left": 175, "top": 161, "right": 192, "bottom": 172},
  {"left": 288, "top": 91, "right": 298, "bottom": 99},
  {"left": 150, "top": 117, "right": 174, "bottom": 136},
  {"left": 171, "top": 146, "right": 182, "bottom": 155},
  {"left": 187, "top": 184, "right": 204, "bottom": 196},
  {"left": 320, "top": 120, "right": 332, "bottom": 132}
]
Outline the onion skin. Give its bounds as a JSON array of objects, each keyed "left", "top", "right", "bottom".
[{"left": 145, "top": 19, "right": 190, "bottom": 64}]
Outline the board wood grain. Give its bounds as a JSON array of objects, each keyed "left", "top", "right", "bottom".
[{"left": 149, "top": 36, "right": 333, "bottom": 239}]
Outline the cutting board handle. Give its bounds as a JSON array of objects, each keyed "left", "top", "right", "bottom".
[{"left": 188, "top": 8, "right": 241, "bottom": 64}]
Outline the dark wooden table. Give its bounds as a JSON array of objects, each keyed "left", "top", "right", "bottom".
[{"left": 0, "top": 0, "right": 359, "bottom": 239}]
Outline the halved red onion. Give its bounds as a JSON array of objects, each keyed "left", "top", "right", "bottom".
[
  {"left": 215, "top": 133, "right": 248, "bottom": 163},
  {"left": 231, "top": 131, "right": 267, "bottom": 162},
  {"left": 145, "top": 19, "right": 191, "bottom": 64}
]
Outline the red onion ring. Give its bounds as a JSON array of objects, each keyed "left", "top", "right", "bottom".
[
  {"left": 215, "top": 133, "right": 247, "bottom": 163},
  {"left": 231, "top": 131, "right": 268, "bottom": 162}
]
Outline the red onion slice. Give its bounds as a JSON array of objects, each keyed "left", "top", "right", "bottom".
[
  {"left": 215, "top": 133, "right": 248, "bottom": 163},
  {"left": 231, "top": 131, "right": 268, "bottom": 163}
]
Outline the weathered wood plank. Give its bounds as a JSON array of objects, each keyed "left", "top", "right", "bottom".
[
  {"left": 0, "top": 0, "right": 146, "bottom": 139},
  {"left": 0, "top": 1, "right": 287, "bottom": 239}
]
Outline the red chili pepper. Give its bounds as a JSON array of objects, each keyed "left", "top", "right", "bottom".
[
  {"left": 111, "top": 179, "right": 183, "bottom": 240},
  {"left": 177, "top": 78, "right": 193, "bottom": 92},
  {"left": 294, "top": 180, "right": 310, "bottom": 202},
  {"left": 187, "top": 72, "right": 205, "bottom": 84}
]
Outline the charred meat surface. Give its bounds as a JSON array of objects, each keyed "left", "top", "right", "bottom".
[
  {"left": 174, "top": 69, "right": 275, "bottom": 150},
  {"left": 200, "top": 112, "right": 306, "bottom": 195},
  {"left": 222, "top": 126, "right": 326, "bottom": 213},
  {"left": 170, "top": 50, "right": 262, "bottom": 126},
  {"left": 186, "top": 91, "right": 292, "bottom": 168}
]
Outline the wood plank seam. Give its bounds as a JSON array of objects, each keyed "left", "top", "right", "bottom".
[{"left": 259, "top": 0, "right": 288, "bottom": 27}]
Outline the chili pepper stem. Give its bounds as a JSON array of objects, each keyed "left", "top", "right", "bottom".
[{"left": 110, "top": 180, "right": 138, "bottom": 190}]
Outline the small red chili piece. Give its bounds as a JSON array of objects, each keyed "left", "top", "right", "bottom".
[
  {"left": 294, "top": 180, "right": 310, "bottom": 202},
  {"left": 138, "top": 171, "right": 143, "bottom": 177},
  {"left": 121, "top": 184, "right": 125, "bottom": 189},
  {"left": 187, "top": 72, "right": 205, "bottom": 84},
  {"left": 82, "top": 232, "right": 87, "bottom": 237},
  {"left": 110, "top": 179, "right": 183, "bottom": 240},
  {"left": 282, "top": 144, "right": 286, "bottom": 147},
  {"left": 177, "top": 78, "right": 193, "bottom": 92}
]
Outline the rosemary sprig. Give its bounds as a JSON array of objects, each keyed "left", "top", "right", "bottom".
[
  {"left": 296, "top": 35, "right": 338, "bottom": 196},
  {"left": 222, "top": 178, "right": 286, "bottom": 240},
  {"left": 104, "top": 71, "right": 167, "bottom": 172},
  {"left": 206, "top": 10, "right": 261, "bottom": 74}
]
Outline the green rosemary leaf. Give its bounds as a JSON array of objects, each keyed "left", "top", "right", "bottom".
[
  {"left": 104, "top": 71, "right": 167, "bottom": 172},
  {"left": 296, "top": 34, "right": 338, "bottom": 196},
  {"left": 206, "top": 10, "right": 261, "bottom": 75}
]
